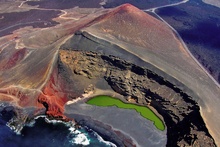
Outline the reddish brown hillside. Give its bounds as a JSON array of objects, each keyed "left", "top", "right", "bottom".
[{"left": 86, "top": 3, "right": 189, "bottom": 56}]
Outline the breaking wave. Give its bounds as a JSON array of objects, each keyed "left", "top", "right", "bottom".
[{"left": 0, "top": 111, "right": 117, "bottom": 147}]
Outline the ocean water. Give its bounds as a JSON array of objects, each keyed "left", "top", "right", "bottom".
[{"left": 0, "top": 108, "right": 116, "bottom": 147}]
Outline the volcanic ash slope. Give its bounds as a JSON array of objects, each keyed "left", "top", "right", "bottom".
[
  {"left": 62, "top": 3, "right": 220, "bottom": 146},
  {"left": 0, "top": 2, "right": 219, "bottom": 147}
]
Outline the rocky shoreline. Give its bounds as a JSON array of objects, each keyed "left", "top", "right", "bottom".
[{"left": 69, "top": 113, "right": 136, "bottom": 147}]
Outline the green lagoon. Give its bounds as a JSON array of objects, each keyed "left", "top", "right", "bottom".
[{"left": 87, "top": 95, "right": 165, "bottom": 131}]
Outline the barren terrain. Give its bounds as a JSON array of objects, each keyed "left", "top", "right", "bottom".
[{"left": 0, "top": 1, "right": 219, "bottom": 147}]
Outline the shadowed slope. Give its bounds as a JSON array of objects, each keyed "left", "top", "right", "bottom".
[
  {"left": 64, "top": 3, "right": 220, "bottom": 146},
  {"left": 81, "top": 4, "right": 208, "bottom": 88}
]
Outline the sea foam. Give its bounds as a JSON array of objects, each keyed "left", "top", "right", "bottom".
[
  {"left": 5, "top": 115, "right": 117, "bottom": 146},
  {"left": 69, "top": 127, "right": 90, "bottom": 145},
  {"left": 93, "top": 131, "right": 117, "bottom": 147}
]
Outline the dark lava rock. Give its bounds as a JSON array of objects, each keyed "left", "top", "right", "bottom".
[{"left": 58, "top": 49, "right": 216, "bottom": 147}]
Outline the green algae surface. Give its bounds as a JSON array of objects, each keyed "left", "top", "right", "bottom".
[{"left": 86, "top": 95, "right": 165, "bottom": 131}]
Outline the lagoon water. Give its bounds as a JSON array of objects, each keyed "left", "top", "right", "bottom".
[
  {"left": 0, "top": 109, "right": 116, "bottom": 147},
  {"left": 87, "top": 95, "right": 165, "bottom": 131}
]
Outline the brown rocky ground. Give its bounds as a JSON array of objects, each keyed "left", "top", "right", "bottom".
[{"left": 59, "top": 49, "right": 216, "bottom": 147}]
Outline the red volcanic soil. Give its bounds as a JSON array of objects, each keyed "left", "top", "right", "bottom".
[
  {"left": 37, "top": 67, "right": 71, "bottom": 121},
  {"left": 0, "top": 62, "right": 74, "bottom": 121},
  {"left": 0, "top": 3, "right": 183, "bottom": 123},
  {"left": 86, "top": 3, "right": 180, "bottom": 54},
  {"left": 0, "top": 48, "right": 27, "bottom": 70},
  {"left": 83, "top": 4, "right": 199, "bottom": 78},
  {"left": 0, "top": 5, "right": 108, "bottom": 121},
  {"left": 0, "top": 4, "right": 170, "bottom": 121},
  {"left": 36, "top": 58, "right": 83, "bottom": 121},
  {"left": 0, "top": 3, "right": 191, "bottom": 123},
  {"left": 0, "top": 67, "right": 73, "bottom": 121},
  {"left": 0, "top": 86, "right": 44, "bottom": 111}
]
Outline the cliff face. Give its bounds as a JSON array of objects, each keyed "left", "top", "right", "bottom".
[
  {"left": 59, "top": 49, "right": 216, "bottom": 146},
  {"left": 78, "top": 4, "right": 220, "bottom": 146}
]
